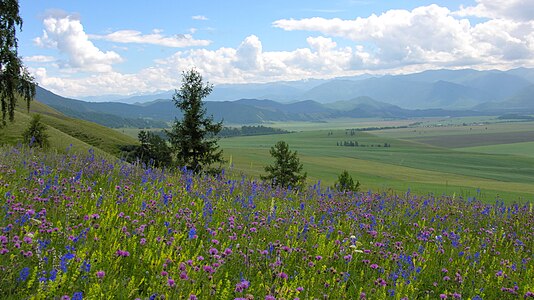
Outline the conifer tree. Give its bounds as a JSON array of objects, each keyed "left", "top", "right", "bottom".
[
  {"left": 335, "top": 170, "right": 360, "bottom": 192},
  {"left": 136, "top": 130, "right": 172, "bottom": 167},
  {"left": 262, "top": 141, "right": 307, "bottom": 188},
  {"left": 22, "top": 114, "right": 49, "bottom": 148},
  {"left": 166, "top": 69, "right": 224, "bottom": 173}
]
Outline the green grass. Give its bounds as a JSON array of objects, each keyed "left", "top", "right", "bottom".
[
  {"left": 0, "top": 100, "right": 137, "bottom": 157},
  {"left": 458, "top": 141, "right": 534, "bottom": 158},
  {"left": 220, "top": 125, "right": 534, "bottom": 203}
]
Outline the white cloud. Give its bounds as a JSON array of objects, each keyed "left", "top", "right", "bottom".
[
  {"left": 273, "top": 4, "right": 534, "bottom": 70},
  {"left": 234, "top": 35, "right": 264, "bottom": 70},
  {"left": 30, "top": 4, "right": 534, "bottom": 97},
  {"left": 455, "top": 0, "right": 534, "bottom": 21},
  {"left": 91, "top": 29, "right": 211, "bottom": 47},
  {"left": 33, "top": 34, "right": 365, "bottom": 97},
  {"left": 23, "top": 55, "right": 56, "bottom": 63},
  {"left": 34, "top": 15, "right": 122, "bottom": 72},
  {"left": 192, "top": 15, "right": 208, "bottom": 21}
]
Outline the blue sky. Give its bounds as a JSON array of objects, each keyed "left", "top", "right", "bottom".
[{"left": 19, "top": 0, "right": 534, "bottom": 98}]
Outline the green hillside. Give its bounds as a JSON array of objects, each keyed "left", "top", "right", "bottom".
[{"left": 0, "top": 99, "right": 137, "bottom": 157}]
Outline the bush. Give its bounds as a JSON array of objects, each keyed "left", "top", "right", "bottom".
[
  {"left": 335, "top": 170, "right": 360, "bottom": 192},
  {"left": 22, "top": 114, "right": 49, "bottom": 148}
]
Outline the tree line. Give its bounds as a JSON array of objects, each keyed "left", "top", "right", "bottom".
[
  {"left": 337, "top": 141, "right": 391, "bottom": 147},
  {"left": 218, "top": 126, "right": 289, "bottom": 138}
]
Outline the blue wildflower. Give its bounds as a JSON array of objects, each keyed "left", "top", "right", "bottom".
[{"left": 19, "top": 267, "right": 30, "bottom": 282}]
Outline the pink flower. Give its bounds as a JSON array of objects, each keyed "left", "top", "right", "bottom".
[
  {"left": 115, "top": 250, "right": 130, "bottom": 257},
  {"left": 96, "top": 270, "right": 105, "bottom": 278}
]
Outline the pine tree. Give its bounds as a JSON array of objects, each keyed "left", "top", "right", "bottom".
[
  {"left": 166, "top": 69, "right": 224, "bottom": 173},
  {"left": 335, "top": 170, "right": 360, "bottom": 192},
  {"left": 262, "top": 141, "right": 307, "bottom": 188},
  {"left": 1, "top": 0, "right": 35, "bottom": 125},
  {"left": 22, "top": 114, "right": 49, "bottom": 148}
]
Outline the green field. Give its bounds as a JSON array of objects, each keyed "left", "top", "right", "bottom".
[
  {"left": 459, "top": 141, "right": 534, "bottom": 158},
  {"left": 219, "top": 117, "right": 534, "bottom": 203}
]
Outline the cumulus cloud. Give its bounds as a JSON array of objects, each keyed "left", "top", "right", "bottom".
[
  {"left": 30, "top": 4, "right": 534, "bottom": 97},
  {"left": 33, "top": 34, "right": 365, "bottom": 96},
  {"left": 34, "top": 14, "right": 122, "bottom": 72},
  {"left": 234, "top": 35, "right": 264, "bottom": 70},
  {"left": 156, "top": 34, "right": 366, "bottom": 84},
  {"left": 273, "top": 4, "right": 534, "bottom": 70},
  {"left": 91, "top": 29, "right": 211, "bottom": 47},
  {"left": 455, "top": 0, "right": 534, "bottom": 21}
]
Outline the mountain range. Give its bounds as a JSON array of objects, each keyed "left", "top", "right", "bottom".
[{"left": 35, "top": 68, "right": 534, "bottom": 127}]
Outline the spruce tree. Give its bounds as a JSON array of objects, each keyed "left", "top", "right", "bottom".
[
  {"left": 335, "top": 170, "right": 360, "bottom": 192},
  {"left": 1, "top": 0, "right": 35, "bottom": 125},
  {"left": 262, "top": 141, "right": 307, "bottom": 188},
  {"left": 22, "top": 114, "right": 49, "bottom": 148},
  {"left": 166, "top": 69, "right": 224, "bottom": 173}
]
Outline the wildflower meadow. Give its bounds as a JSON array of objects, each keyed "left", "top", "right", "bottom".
[{"left": 0, "top": 146, "right": 533, "bottom": 299}]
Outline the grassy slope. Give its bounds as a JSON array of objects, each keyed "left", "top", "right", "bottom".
[
  {"left": 219, "top": 128, "right": 534, "bottom": 203},
  {"left": 0, "top": 100, "right": 137, "bottom": 157}
]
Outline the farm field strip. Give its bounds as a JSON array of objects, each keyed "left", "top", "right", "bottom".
[{"left": 458, "top": 141, "right": 534, "bottom": 158}]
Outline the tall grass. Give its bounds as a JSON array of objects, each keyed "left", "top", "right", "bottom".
[{"left": 0, "top": 146, "right": 532, "bottom": 299}]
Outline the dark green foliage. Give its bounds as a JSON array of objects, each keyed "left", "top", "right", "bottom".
[
  {"left": 134, "top": 130, "right": 172, "bottom": 167},
  {"left": 335, "top": 170, "right": 360, "bottom": 192},
  {"left": 22, "top": 114, "right": 49, "bottom": 148},
  {"left": 166, "top": 69, "right": 224, "bottom": 173},
  {"left": 0, "top": 0, "right": 35, "bottom": 125},
  {"left": 218, "top": 125, "right": 289, "bottom": 138},
  {"left": 262, "top": 141, "right": 307, "bottom": 188}
]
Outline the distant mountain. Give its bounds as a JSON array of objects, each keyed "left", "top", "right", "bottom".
[
  {"left": 461, "top": 72, "right": 532, "bottom": 100},
  {"left": 506, "top": 85, "right": 534, "bottom": 109},
  {"left": 35, "top": 86, "right": 167, "bottom": 128},
  {"left": 424, "top": 80, "right": 485, "bottom": 108},
  {"left": 299, "top": 77, "right": 433, "bottom": 107},
  {"left": 64, "top": 68, "right": 534, "bottom": 112},
  {"left": 38, "top": 65, "right": 534, "bottom": 127},
  {"left": 116, "top": 91, "right": 175, "bottom": 104}
]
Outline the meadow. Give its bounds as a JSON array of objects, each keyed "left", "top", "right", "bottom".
[
  {"left": 0, "top": 145, "right": 533, "bottom": 299},
  {"left": 218, "top": 117, "right": 534, "bottom": 204}
]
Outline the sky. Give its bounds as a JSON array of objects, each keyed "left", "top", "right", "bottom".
[{"left": 18, "top": 0, "right": 534, "bottom": 98}]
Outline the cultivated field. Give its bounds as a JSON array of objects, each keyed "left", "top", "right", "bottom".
[{"left": 219, "top": 117, "right": 534, "bottom": 203}]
